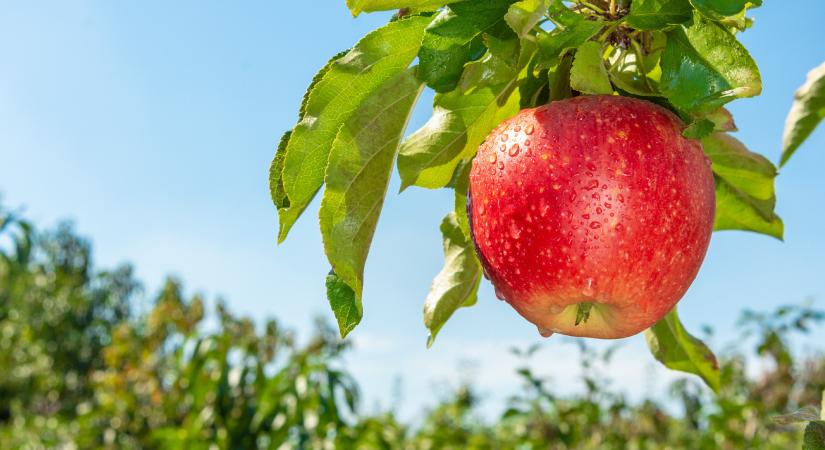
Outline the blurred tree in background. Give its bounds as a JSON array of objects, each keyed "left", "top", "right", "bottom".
[{"left": 1, "top": 202, "right": 824, "bottom": 449}]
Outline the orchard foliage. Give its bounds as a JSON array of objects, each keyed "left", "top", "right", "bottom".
[
  {"left": 269, "top": 1, "right": 825, "bottom": 391},
  {"left": 2, "top": 204, "right": 825, "bottom": 448}
]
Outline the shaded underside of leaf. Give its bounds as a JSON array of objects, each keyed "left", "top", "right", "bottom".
[
  {"left": 326, "top": 270, "right": 362, "bottom": 338},
  {"left": 269, "top": 131, "right": 292, "bottom": 210},
  {"left": 423, "top": 212, "right": 482, "bottom": 347},
  {"left": 645, "top": 308, "right": 721, "bottom": 393}
]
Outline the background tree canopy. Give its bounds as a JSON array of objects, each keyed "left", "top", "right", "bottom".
[{"left": 2, "top": 203, "right": 824, "bottom": 449}]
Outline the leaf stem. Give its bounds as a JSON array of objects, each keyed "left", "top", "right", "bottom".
[
  {"left": 575, "top": 303, "right": 593, "bottom": 326},
  {"left": 578, "top": 1, "right": 606, "bottom": 14}
]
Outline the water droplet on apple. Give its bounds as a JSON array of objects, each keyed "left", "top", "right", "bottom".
[
  {"left": 537, "top": 326, "right": 554, "bottom": 338},
  {"left": 596, "top": 207, "right": 603, "bottom": 214},
  {"left": 495, "top": 287, "right": 507, "bottom": 301},
  {"left": 582, "top": 214, "right": 590, "bottom": 219},
  {"left": 509, "top": 144, "right": 520, "bottom": 157},
  {"left": 617, "top": 194, "right": 625, "bottom": 203},
  {"left": 587, "top": 163, "right": 597, "bottom": 171},
  {"left": 582, "top": 278, "right": 595, "bottom": 297},
  {"left": 509, "top": 221, "right": 521, "bottom": 239},
  {"left": 500, "top": 133, "right": 509, "bottom": 142},
  {"left": 539, "top": 198, "right": 549, "bottom": 216},
  {"left": 525, "top": 124, "right": 535, "bottom": 135},
  {"left": 498, "top": 161, "right": 504, "bottom": 170},
  {"left": 488, "top": 153, "right": 497, "bottom": 164},
  {"left": 585, "top": 179, "right": 599, "bottom": 190},
  {"left": 499, "top": 144, "right": 506, "bottom": 152},
  {"left": 590, "top": 221, "right": 601, "bottom": 229},
  {"left": 604, "top": 202, "right": 612, "bottom": 209}
]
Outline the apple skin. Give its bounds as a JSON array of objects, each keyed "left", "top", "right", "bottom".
[{"left": 467, "top": 95, "right": 715, "bottom": 339}]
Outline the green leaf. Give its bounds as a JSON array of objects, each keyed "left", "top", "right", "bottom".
[
  {"left": 660, "top": 14, "right": 761, "bottom": 114},
  {"left": 548, "top": 52, "right": 574, "bottom": 101},
  {"left": 345, "top": 0, "right": 461, "bottom": 16},
  {"left": 570, "top": 41, "right": 613, "bottom": 95},
  {"left": 398, "top": 43, "right": 534, "bottom": 190},
  {"left": 706, "top": 106, "right": 737, "bottom": 132},
  {"left": 423, "top": 212, "right": 483, "bottom": 347},
  {"left": 277, "top": 16, "right": 431, "bottom": 243},
  {"left": 626, "top": 0, "right": 692, "bottom": 30},
  {"left": 682, "top": 118, "right": 715, "bottom": 139},
  {"left": 688, "top": 0, "right": 751, "bottom": 19},
  {"left": 326, "top": 270, "right": 362, "bottom": 338},
  {"left": 702, "top": 132, "right": 783, "bottom": 239},
  {"left": 460, "top": 51, "right": 519, "bottom": 91},
  {"left": 505, "top": 0, "right": 548, "bottom": 37},
  {"left": 269, "top": 131, "right": 291, "bottom": 210},
  {"left": 804, "top": 421, "right": 825, "bottom": 450},
  {"left": 645, "top": 308, "right": 721, "bottom": 393},
  {"left": 450, "top": 159, "right": 474, "bottom": 237},
  {"left": 419, "top": 0, "right": 517, "bottom": 93},
  {"left": 781, "top": 62, "right": 825, "bottom": 167},
  {"left": 320, "top": 68, "right": 424, "bottom": 312},
  {"left": 300, "top": 51, "right": 349, "bottom": 121},
  {"left": 536, "top": 2, "right": 603, "bottom": 67}
]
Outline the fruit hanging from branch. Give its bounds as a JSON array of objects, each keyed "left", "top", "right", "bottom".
[
  {"left": 468, "top": 95, "right": 715, "bottom": 339},
  {"left": 269, "top": 0, "right": 823, "bottom": 392}
]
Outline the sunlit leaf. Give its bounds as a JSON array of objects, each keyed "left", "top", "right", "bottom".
[
  {"left": 505, "top": 0, "right": 548, "bottom": 37},
  {"left": 345, "top": 0, "right": 461, "bottom": 16},
  {"left": 398, "top": 43, "right": 534, "bottom": 189},
  {"left": 277, "top": 16, "right": 431, "bottom": 242},
  {"left": 419, "top": 0, "right": 517, "bottom": 93},
  {"left": 702, "top": 132, "right": 783, "bottom": 239},
  {"left": 781, "top": 62, "right": 825, "bottom": 167},
  {"left": 688, "top": 0, "right": 756, "bottom": 20},
  {"left": 660, "top": 14, "right": 761, "bottom": 114},
  {"left": 536, "top": 2, "right": 603, "bottom": 67},
  {"left": 626, "top": 0, "right": 692, "bottom": 30},
  {"left": 570, "top": 41, "right": 612, "bottom": 95},
  {"left": 320, "top": 68, "right": 424, "bottom": 322}
]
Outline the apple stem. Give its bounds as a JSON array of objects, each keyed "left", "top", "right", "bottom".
[{"left": 575, "top": 303, "right": 593, "bottom": 326}]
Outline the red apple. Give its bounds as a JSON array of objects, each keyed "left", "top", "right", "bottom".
[{"left": 468, "top": 95, "right": 715, "bottom": 339}]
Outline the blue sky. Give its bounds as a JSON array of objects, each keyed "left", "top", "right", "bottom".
[{"left": 1, "top": 1, "right": 824, "bottom": 419}]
